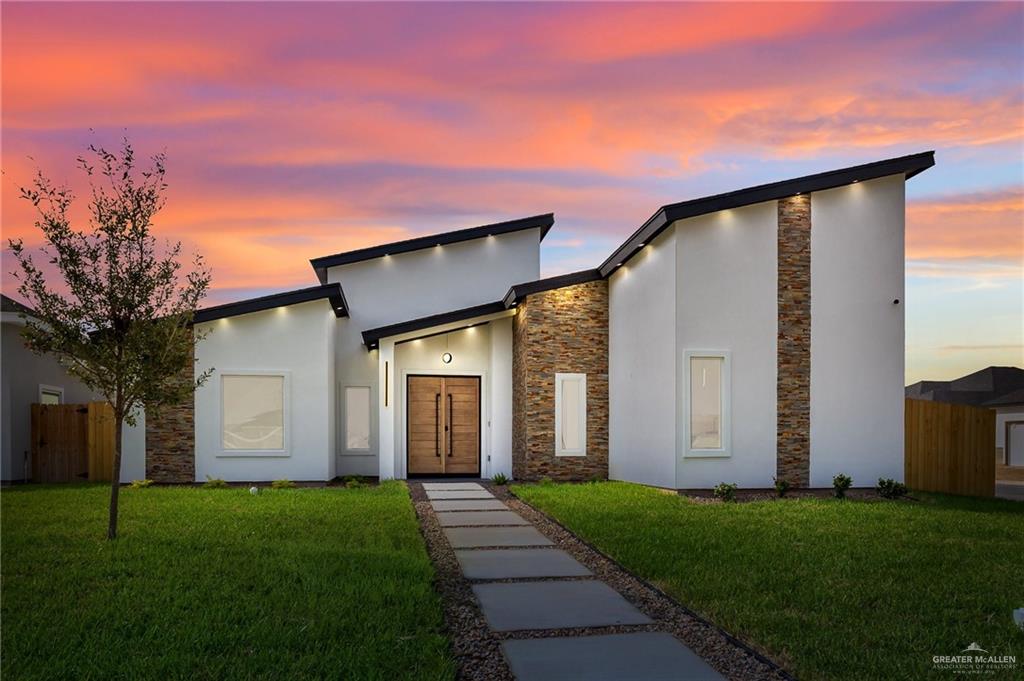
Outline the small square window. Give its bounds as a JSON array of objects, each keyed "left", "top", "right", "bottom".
[{"left": 39, "top": 385, "right": 63, "bottom": 405}]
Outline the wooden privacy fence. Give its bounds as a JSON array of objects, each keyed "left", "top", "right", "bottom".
[
  {"left": 31, "top": 402, "right": 115, "bottom": 483},
  {"left": 905, "top": 398, "right": 994, "bottom": 497}
]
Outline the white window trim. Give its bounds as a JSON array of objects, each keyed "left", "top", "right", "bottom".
[
  {"left": 218, "top": 370, "right": 291, "bottom": 458},
  {"left": 555, "top": 372, "right": 587, "bottom": 457},
  {"left": 38, "top": 384, "right": 64, "bottom": 404},
  {"left": 682, "top": 350, "right": 731, "bottom": 458},
  {"left": 339, "top": 383, "right": 374, "bottom": 456}
]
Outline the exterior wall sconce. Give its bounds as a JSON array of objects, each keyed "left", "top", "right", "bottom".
[{"left": 442, "top": 352, "right": 453, "bottom": 364}]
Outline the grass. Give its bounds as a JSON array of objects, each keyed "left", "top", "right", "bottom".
[
  {"left": 513, "top": 481, "right": 1024, "bottom": 681},
  {"left": 2, "top": 482, "right": 454, "bottom": 681}
]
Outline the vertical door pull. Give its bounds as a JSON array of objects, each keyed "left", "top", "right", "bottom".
[
  {"left": 447, "top": 393, "right": 453, "bottom": 457},
  {"left": 435, "top": 393, "right": 441, "bottom": 457}
]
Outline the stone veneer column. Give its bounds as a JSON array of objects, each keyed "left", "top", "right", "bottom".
[
  {"left": 777, "top": 195, "right": 812, "bottom": 486},
  {"left": 145, "top": 345, "right": 196, "bottom": 483},
  {"left": 511, "top": 280, "right": 609, "bottom": 481}
]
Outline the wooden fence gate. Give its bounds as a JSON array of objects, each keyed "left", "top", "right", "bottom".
[
  {"left": 31, "top": 402, "right": 115, "bottom": 483},
  {"left": 905, "top": 398, "right": 994, "bottom": 497}
]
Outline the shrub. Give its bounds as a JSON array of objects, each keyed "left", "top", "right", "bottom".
[
  {"left": 713, "top": 482, "right": 737, "bottom": 502},
  {"left": 271, "top": 479, "right": 297, "bottom": 489},
  {"left": 876, "top": 478, "right": 907, "bottom": 499},
  {"left": 202, "top": 476, "right": 228, "bottom": 489},
  {"left": 344, "top": 476, "right": 367, "bottom": 489},
  {"left": 587, "top": 474, "right": 606, "bottom": 484},
  {"left": 773, "top": 477, "right": 790, "bottom": 498},
  {"left": 832, "top": 473, "right": 852, "bottom": 499},
  {"left": 538, "top": 476, "right": 555, "bottom": 486},
  {"left": 128, "top": 479, "right": 154, "bottom": 489},
  {"left": 491, "top": 473, "right": 509, "bottom": 486}
]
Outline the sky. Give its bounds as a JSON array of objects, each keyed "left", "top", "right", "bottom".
[{"left": 1, "top": 1, "right": 1021, "bottom": 383}]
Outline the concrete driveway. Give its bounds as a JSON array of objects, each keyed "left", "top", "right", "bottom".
[{"left": 995, "top": 481, "right": 1024, "bottom": 501}]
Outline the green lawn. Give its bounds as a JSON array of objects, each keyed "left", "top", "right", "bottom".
[
  {"left": 2, "top": 482, "right": 454, "bottom": 681},
  {"left": 514, "top": 482, "right": 1023, "bottom": 681}
]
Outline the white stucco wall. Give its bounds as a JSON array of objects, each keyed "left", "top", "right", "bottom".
[
  {"left": 489, "top": 316, "right": 514, "bottom": 479},
  {"left": 193, "top": 300, "right": 335, "bottom": 481},
  {"left": 809, "top": 175, "right": 906, "bottom": 487},
  {"left": 675, "top": 202, "right": 779, "bottom": 489},
  {"left": 326, "top": 228, "right": 540, "bottom": 478},
  {"left": 608, "top": 228, "right": 678, "bottom": 488},
  {"left": 390, "top": 319, "right": 512, "bottom": 479}
]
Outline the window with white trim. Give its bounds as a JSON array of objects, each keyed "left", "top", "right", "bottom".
[
  {"left": 684, "top": 351, "right": 730, "bottom": 457},
  {"left": 555, "top": 373, "right": 587, "bottom": 457},
  {"left": 344, "top": 386, "right": 371, "bottom": 451},
  {"left": 39, "top": 385, "right": 63, "bottom": 405},
  {"left": 222, "top": 374, "right": 286, "bottom": 451}
]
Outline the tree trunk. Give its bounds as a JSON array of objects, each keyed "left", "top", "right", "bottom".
[{"left": 107, "top": 415, "right": 124, "bottom": 540}]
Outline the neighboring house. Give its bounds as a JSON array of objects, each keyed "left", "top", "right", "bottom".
[
  {"left": 907, "top": 366, "right": 1024, "bottom": 469},
  {"left": 0, "top": 295, "right": 145, "bottom": 482},
  {"left": 132, "top": 151, "right": 933, "bottom": 488}
]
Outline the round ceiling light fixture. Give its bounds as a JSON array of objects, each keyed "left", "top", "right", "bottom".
[{"left": 441, "top": 352, "right": 453, "bottom": 364}]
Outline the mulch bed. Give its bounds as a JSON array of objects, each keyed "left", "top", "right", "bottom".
[
  {"left": 410, "top": 481, "right": 794, "bottom": 681},
  {"left": 680, "top": 488, "right": 916, "bottom": 504}
]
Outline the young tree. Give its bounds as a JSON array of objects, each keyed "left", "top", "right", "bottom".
[{"left": 8, "top": 139, "right": 212, "bottom": 539}]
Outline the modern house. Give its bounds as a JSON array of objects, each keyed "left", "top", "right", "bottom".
[
  {"left": 907, "top": 365, "right": 1024, "bottom": 471},
  {"left": 125, "top": 152, "right": 934, "bottom": 487}
]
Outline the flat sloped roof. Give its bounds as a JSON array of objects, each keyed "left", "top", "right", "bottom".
[
  {"left": 598, "top": 151, "right": 935, "bottom": 276},
  {"left": 361, "top": 301, "right": 507, "bottom": 349},
  {"left": 310, "top": 213, "right": 554, "bottom": 283},
  {"left": 193, "top": 283, "right": 347, "bottom": 323}
]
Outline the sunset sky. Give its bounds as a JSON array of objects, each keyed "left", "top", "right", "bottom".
[{"left": 2, "top": 2, "right": 1021, "bottom": 383}]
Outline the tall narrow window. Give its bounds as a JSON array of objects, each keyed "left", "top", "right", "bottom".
[
  {"left": 344, "top": 386, "right": 371, "bottom": 451},
  {"left": 222, "top": 374, "right": 285, "bottom": 451},
  {"left": 684, "top": 352, "right": 730, "bottom": 457},
  {"left": 555, "top": 373, "right": 587, "bottom": 457}
]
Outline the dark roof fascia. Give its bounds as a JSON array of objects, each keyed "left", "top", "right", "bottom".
[
  {"left": 193, "top": 283, "right": 347, "bottom": 323},
  {"left": 311, "top": 213, "right": 555, "bottom": 283},
  {"left": 983, "top": 388, "right": 1024, "bottom": 408},
  {"left": 598, "top": 151, "right": 936, "bottom": 277},
  {"left": 361, "top": 301, "right": 507, "bottom": 349},
  {"left": 502, "top": 269, "right": 602, "bottom": 307}
]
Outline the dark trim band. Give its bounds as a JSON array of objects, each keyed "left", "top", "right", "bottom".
[{"left": 193, "top": 283, "right": 347, "bottom": 323}]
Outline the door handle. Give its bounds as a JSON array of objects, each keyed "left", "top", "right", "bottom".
[
  {"left": 447, "top": 393, "right": 453, "bottom": 457},
  {"left": 435, "top": 394, "right": 440, "bottom": 457}
]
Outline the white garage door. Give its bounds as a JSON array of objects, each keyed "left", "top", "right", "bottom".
[{"left": 1009, "top": 422, "right": 1024, "bottom": 467}]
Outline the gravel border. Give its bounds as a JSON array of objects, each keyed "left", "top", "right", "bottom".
[{"left": 411, "top": 481, "right": 795, "bottom": 681}]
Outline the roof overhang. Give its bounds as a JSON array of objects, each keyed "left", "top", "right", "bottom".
[
  {"left": 193, "top": 283, "right": 348, "bottom": 323},
  {"left": 310, "top": 213, "right": 554, "bottom": 283},
  {"left": 598, "top": 151, "right": 936, "bottom": 277},
  {"left": 361, "top": 301, "right": 510, "bottom": 350},
  {"left": 502, "top": 269, "right": 602, "bottom": 307}
]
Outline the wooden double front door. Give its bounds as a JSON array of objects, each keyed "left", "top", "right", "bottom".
[{"left": 407, "top": 375, "right": 480, "bottom": 476}]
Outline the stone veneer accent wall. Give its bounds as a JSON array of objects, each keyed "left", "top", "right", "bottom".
[
  {"left": 777, "top": 195, "right": 812, "bottom": 486},
  {"left": 512, "top": 280, "right": 609, "bottom": 481},
  {"left": 145, "top": 346, "right": 196, "bottom": 483}
]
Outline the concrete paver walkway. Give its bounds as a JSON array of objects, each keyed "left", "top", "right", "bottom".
[{"left": 425, "top": 481, "right": 725, "bottom": 680}]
